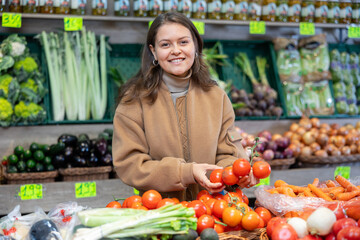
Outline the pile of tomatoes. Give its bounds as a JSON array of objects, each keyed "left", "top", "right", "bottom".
[{"left": 210, "top": 158, "right": 271, "bottom": 187}]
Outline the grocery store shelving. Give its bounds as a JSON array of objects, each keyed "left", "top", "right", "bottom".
[{"left": 1, "top": 167, "right": 359, "bottom": 215}]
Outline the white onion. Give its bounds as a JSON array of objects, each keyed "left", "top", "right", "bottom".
[
  {"left": 307, "top": 207, "right": 336, "bottom": 236},
  {"left": 287, "top": 217, "right": 308, "bottom": 239}
]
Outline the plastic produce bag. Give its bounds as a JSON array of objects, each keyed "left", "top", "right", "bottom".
[
  {"left": 350, "top": 52, "right": 360, "bottom": 87},
  {"left": 47, "top": 202, "right": 86, "bottom": 240},
  {"left": 340, "top": 52, "right": 354, "bottom": 85},
  {"left": 0, "top": 206, "right": 21, "bottom": 238},
  {"left": 299, "top": 34, "right": 331, "bottom": 82},
  {"left": 282, "top": 82, "right": 304, "bottom": 116},
  {"left": 302, "top": 80, "right": 334, "bottom": 115},
  {"left": 273, "top": 38, "right": 302, "bottom": 84},
  {"left": 255, "top": 177, "right": 360, "bottom": 217},
  {"left": 329, "top": 49, "right": 343, "bottom": 82}
]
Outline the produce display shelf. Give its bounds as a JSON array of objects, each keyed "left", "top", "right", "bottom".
[
  {"left": 1, "top": 167, "right": 359, "bottom": 216},
  {"left": 0, "top": 13, "right": 351, "bottom": 29}
]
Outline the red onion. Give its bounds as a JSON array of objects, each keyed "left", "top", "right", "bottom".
[
  {"left": 258, "top": 130, "right": 272, "bottom": 141},
  {"left": 263, "top": 149, "right": 274, "bottom": 161}
]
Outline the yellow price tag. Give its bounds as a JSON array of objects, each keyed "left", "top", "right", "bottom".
[
  {"left": 64, "top": 17, "right": 83, "bottom": 31},
  {"left": 256, "top": 175, "right": 270, "bottom": 186},
  {"left": 249, "top": 21, "right": 266, "bottom": 35},
  {"left": 75, "top": 181, "right": 97, "bottom": 198},
  {"left": 334, "top": 166, "right": 351, "bottom": 179},
  {"left": 133, "top": 188, "right": 140, "bottom": 195},
  {"left": 348, "top": 26, "right": 360, "bottom": 38},
  {"left": 2, "top": 13, "right": 22, "bottom": 28},
  {"left": 192, "top": 21, "right": 205, "bottom": 35},
  {"left": 299, "top": 22, "right": 315, "bottom": 35},
  {"left": 19, "top": 184, "right": 43, "bottom": 200}
]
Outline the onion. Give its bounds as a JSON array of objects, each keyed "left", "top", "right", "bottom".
[
  {"left": 266, "top": 141, "right": 278, "bottom": 152},
  {"left": 283, "top": 147, "right": 294, "bottom": 158},
  {"left": 338, "top": 126, "right": 349, "bottom": 136},
  {"left": 345, "top": 123, "right": 354, "bottom": 130},
  {"left": 341, "top": 146, "right": 351, "bottom": 156},
  {"left": 272, "top": 134, "right": 282, "bottom": 141},
  {"left": 350, "top": 144, "right": 358, "bottom": 154},
  {"left": 307, "top": 207, "right": 336, "bottom": 236},
  {"left": 246, "top": 135, "right": 255, "bottom": 147},
  {"left": 240, "top": 138, "right": 248, "bottom": 147},
  {"left": 300, "top": 146, "right": 312, "bottom": 157},
  {"left": 235, "top": 126, "right": 243, "bottom": 134},
  {"left": 309, "top": 128, "right": 319, "bottom": 138},
  {"left": 258, "top": 130, "right": 272, "bottom": 141},
  {"left": 275, "top": 137, "right": 290, "bottom": 149},
  {"left": 290, "top": 133, "right": 302, "bottom": 142},
  {"left": 320, "top": 123, "right": 330, "bottom": 131},
  {"left": 316, "top": 133, "right": 329, "bottom": 147},
  {"left": 310, "top": 142, "right": 321, "bottom": 152},
  {"left": 274, "top": 151, "right": 284, "bottom": 159},
  {"left": 345, "top": 134, "right": 357, "bottom": 145},
  {"left": 299, "top": 118, "right": 312, "bottom": 130},
  {"left": 319, "top": 128, "right": 328, "bottom": 134},
  {"left": 288, "top": 143, "right": 301, "bottom": 157},
  {"left": 329, "top": 129, "right": 338, "bottom": 136},
  {"left": 334, "top": 136, "right": 345, "bottom": 148},
  {"left": 331, "top": 148, "right": 341, "bottom": 156},
  {"left": 302, "top": 132, "right": 316, "bottom": 145},
  {"left": 356, "top": 121, "right": 360, "bottom": 129},
  {"left": 314, "top": 150, "right": 328, "bottom": 157},
  {"left": 263, "top": 149, "right": 274, "bottom": 161},
  {"left": 290, "top": 123, "right": 300, "bottom": 132},
  {"left": 357, "top": 145, "right": 360, "bottom": 154},
  {"left": 283, "top": 131, "right": 293, "bottom": 139},
  {"left": 241, "top": 132, "right": 249, "bottom": 139},
  {"left": 310, "top": 118, "right": 320, "bottom": 129},
  {"left": 288, "top": 217, "right": 309, "bottom": 239},
  {"left": 296, "top": 127, "right": 306, "bottom": 136},
  {"left": 331, "top": 123, "right": 340, "bottom": 130},
  {"left": 324, "top": 144, "right": 336, "bottom": 154}
]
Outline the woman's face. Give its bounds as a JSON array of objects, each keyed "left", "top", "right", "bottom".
[{"left": 150, "top": 23, "right": 196, "bottom": 77}]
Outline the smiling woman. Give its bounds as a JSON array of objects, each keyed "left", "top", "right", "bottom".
[{"left": 112, "top": 12, "right": 257, "bottom": 201}]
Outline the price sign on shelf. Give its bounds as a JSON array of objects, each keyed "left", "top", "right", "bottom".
[
  {"left": 2, "top": 13, "right": 22, "bottom": 28},
  {"left": 334, "top": 166, "right": 351, "bottom": 179},
  {"left": 64, "top": 17, "right": 83, "bottom": 31},
  {"left": 256, "top": 175, "right": 271, "bottom": 186},
  {"left": 249, "top": 21, "right": 266, "bottom": 35},
  {"left": 75, "top": 181, "right": 97, "bottom": 198},
  {"left": 348, "top": 26, "right": 360, "bottom": 38},
  {"left": 299, "top": 22, "right": 315, "bottom": 35},
  {"left": 19, "top": 184, "right": 43, "bottom": 200}
]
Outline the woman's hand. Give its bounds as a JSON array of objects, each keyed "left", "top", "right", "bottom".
[
  {"left": 237, "top": 169, "right": 259, "bottom": 188},
  {"left": 193, "top": 163, "right": 225, "bottom": 194}
]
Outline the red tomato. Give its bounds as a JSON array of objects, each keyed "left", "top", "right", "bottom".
[
  {"left": 197, "top": 214, "right": 215, "bottom": 234},
  {"left": 171, "top": 198, "right": 180, "bottom": 204},
  {"left": 241, "top": 211, "right": 261, "bottom": 231},
  {"left": 222, "top": 207, "right": 243, "bottom": 227},
  {"left": 224, "top": 224, "right": 243, "bottom": 232},
  {"left": 232, "top": 158, "right": 251, "bottom": 177},
  {"left": 252, "top": 161, "right": 271, "bottom": 179},
  {"left": 223, "top": 192, "right": 243, "bottom": 206},
  {"left": 242, "top": 194, "right": 249, "bottom": 205},
  {"left": 205, "top": 198, "right": 217, "bottom": 214},
  {"left": 258, "top": 217, "right": 265, "bottom": 228},
  {"left": 222, "top": 166, "right": 239, "bottom": 186},
  {"left": 255, "top": 207, "right": 272, "bottom": 225},
  {"left": 141, "top": 190, "right": 162, "bottom": 209},
  {"left": 213, "top": 199, "right": 228, "bottom": 219},
  {"left": 212, "top": 193, "right": 224, "bottom": 200},
  {"left": 197, "top": 190, "right": 211, "bottom": 200},
  {"left": 333, "top": 218, "right": 358, "bottom": 236},
  {"left": 188, "top": 200, "right": 207, "bottom": 218},
  {"left": 131, "top": 202, "right": 145, "bottom": 209},
  {"left": 271, "top": 223, "right": 297, "bottom": 240},
  {"left": 266, "top": 217, "right": 287, "bottom": 237},
  {"left": 324, "top": 232, "right": 336, "bottom": 240},
  {"left": 214, "top": 223, "right": 225, "bottom": 233},
  {"left": 301, "top": 235, "right": 323, "bottom": 240},
  {"left": 199, "top": 194, "right": 212, "bottom": 203},
  {"left": 156, "top": 198, "right": 176, "bottom": 209},
  {"left": 337, "top": 226, "right": 360, "bottom": 240},
  {"left": 124, "top": 195, "right": 142, "bottom": 208},
  {"left": 106, "top": 201, "right": 121, "bottom": 208},
  {"left": 210, "top": 169, "right": 224, "bottom": 185},
  {"left": 358, "top": 219, "right": 360, "bottom": 226},
  {"left": 327, "top": 203, "right": 347, "bottom": 220},
  {"left": 180, "top": 201, "right": 189, "bottom": 207}
]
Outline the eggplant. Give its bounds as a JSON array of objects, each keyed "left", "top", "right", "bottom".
[
  {"left": 87, "top": 152, "right": 99, "bottom": 167},
  {"left": 64, "top": 146, "right": 74, "bottom": 163},
  {"left": 53, "top": 154, "right": 66, "bottom": 169},
  {"left": 29, "top": 219, "right": 61, "bottom": 240},
  {"left": 73, "top": 155, "right": 87, "bottom": 167},
  {"left": 100, "top": 152, "right": 112, "bottom": 166},
  {"left": 58, "top": 134, "right": 78, "bottom": 148},
  {"left": 76, "top": 141, "right": 91, "bottom": 158},
  {"left": 78, "top": 133, "right": 90, "bottom": 142},
  {"left": 95, "top": 138, "right": 107, "bottom": 156}
]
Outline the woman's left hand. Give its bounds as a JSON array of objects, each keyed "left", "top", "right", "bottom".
[
  {"left": 192, "top": 163, "right": 226, "bottom": 194},
  {"left": 237, "top": 169, "right": 259, "bottom": 188}
]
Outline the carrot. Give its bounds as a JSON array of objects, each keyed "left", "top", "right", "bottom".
[
  {"left": 335, "top": 175, "right": 359, "bottom": 190},
  {"left": 336, "top": 189, "right": 360, "bottom": 201},
  {"left": 304, "top": 188, "right": 315, "bottom": 197},
  {"left": 328, "top": 187, "right": 345, "bottom": 200},
  {"left": 267, "top": 188, "right": 280, "bottom": 194},
  {"left": 277, "top": 187, "right": 296, "bottom": 197},
  {"left": 346, "top": 185, "right": 359, "bottom": 192},
  {"left": 284, "top": 212, "right": 292, "bottom": 218},
  {"left": 308, "top": 184, "right": 333, "bottom": 201},
  {"left": 297, "top": 192, "right": 305, "bottom": 197},
  {"left": 320, "top": 186, "right": 344, "bottom": 193},
  {"left": 274, "top": 180, "right": 288, "bottom": 188},
  {"left": 288, "top": 185, "right": 308, "bottom": 193},
  {"left": 312, "top": 178, "right": 319, "bottom": 186},
  {"left": 326, "top": 180, "right": 337, "bottom": 188}
]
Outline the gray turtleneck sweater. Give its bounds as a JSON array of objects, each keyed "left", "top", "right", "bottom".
[{"left": 162, "top": 70, "right": 192, "bottom": 105}]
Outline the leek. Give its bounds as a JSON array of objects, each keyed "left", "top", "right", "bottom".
[{"left": 73, "top": 204, "right": 196, "bottom": 240}]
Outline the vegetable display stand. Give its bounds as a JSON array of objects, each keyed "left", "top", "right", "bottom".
[
  {"left": 267, "top": 158, "right": 295, "bottom": 170},
  {"left": 58, "top": 166, "right": 112, "bottom": 181},
  {"left": 296, "top": 154, "right": 360, "bottom": 168},
  {"left": 203, "top": 40, "right": 287, "bottom": 120},
  {"left": 2, "top": 167, "right": 58, "bottom": 184},
  {"left": 217, "top": 228, "right": 269, "bottom": 240}
]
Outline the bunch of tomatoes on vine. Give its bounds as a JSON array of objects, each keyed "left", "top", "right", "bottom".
[{"left": 210, "top": 137, "right": 272, "bottom": 188}]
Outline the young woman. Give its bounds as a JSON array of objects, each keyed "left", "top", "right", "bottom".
[{"left": 112, "top": 12, "right": 257, "bottom": 201}]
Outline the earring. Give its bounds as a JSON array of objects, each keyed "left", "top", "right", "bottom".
[
  {"left": 195, "top": 52, "right": 198, "bottom": 57},
  {"left": 153, "top": 59, "right": 158, "bottom": 66}
]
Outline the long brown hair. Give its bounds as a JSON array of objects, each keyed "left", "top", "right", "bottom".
[{"left": 117, "top": 12, "right": 216, "bottom": 104}]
